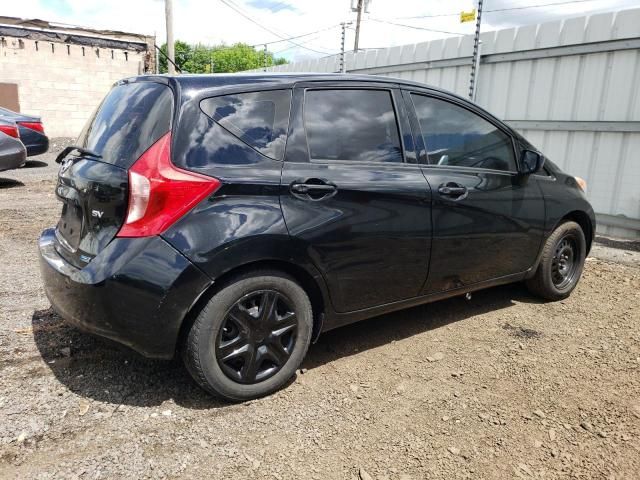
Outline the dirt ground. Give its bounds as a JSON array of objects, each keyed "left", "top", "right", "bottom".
[{"left": 0, "top": 142, "right": 639, "bottom": 480}]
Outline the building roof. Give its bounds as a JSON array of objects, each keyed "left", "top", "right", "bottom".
[{"left": 0, "top": 15, "right": 152, "bottom": 51}]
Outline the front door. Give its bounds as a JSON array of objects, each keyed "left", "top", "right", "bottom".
[
  {"left": 405, "top": 91, "right": 546, "bottom": 293},
  {"left": 280, "top": 84, "right": 432, "bottom": 313}
]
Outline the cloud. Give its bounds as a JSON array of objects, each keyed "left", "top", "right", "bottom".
[
  {"left": 246, "top": 0, "right": 296, "bottom": 13},
  {"left": 1, "top": 0, "right": 637, "bottom": 62}
]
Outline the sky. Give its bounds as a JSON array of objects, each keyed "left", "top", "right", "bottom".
[{"left": 2, "top": 0, "right": 638, "bottom": 61}]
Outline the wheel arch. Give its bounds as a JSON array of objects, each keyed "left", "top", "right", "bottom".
[
  {"left": 558, "top": 210, "right": 594, "bottom": 254},
  {"left": 175, "top": 258, "right": 328, "bottom": 357},
  {"left": 527, "top": 208, "right": 594, "bottom": 280}
]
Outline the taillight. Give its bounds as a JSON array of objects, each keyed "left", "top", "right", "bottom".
[
  {"left": 0, "top": 124, "right": 20, "bottom": 138},
  {"left": 17, "top": 121, "right": 45, "bottom": 134},
  {"left": 116, "top": 132, "right": 221, "bottom": 238}
]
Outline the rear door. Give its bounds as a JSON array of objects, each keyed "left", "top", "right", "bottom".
[
  {"left": 404, "top": 90, "right": 545, "bottom": 293},
  {"left": 280, "top": 82, "right": 432, "bottom": 313},
  {"left": 55, "top": 80, "right": 173, "bottom": 268}
]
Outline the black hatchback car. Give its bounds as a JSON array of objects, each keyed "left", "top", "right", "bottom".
[{"left": 39, "top": 74, "right": 595, "bottom": 401}]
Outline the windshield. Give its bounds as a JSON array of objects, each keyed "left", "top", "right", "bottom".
[{"left": 76, "top": 82, "right": 173, "bottom": 168}]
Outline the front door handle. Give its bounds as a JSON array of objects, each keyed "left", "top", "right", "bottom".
[
  {"left": 290, "top": 179, "right": 337, "bottom": 200},
  {"left": 438, "top": 182, "right": 468, "bottom": 200}
]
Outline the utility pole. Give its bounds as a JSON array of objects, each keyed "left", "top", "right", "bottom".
[
  {"left": 353, "top": 0, "right": 363, "bottom": 52},
  {"left": 263, "top": 44, "right": 268, "bottom": 72},
  {"left": 165, "top": 0, "right": 175, "bottom": 74},
  {"left": 154, "top": 32, "right": 159, "bottom": 73},
  {"left": 469, "top": 0, "right": 483, "bottom": 101},
  {"left": 339, "top": 22, "right": 347, "bottom": 73}
]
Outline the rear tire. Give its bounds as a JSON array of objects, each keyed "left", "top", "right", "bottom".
[
  {"left": 183, "top": 270, "right": 312, "bottom": 402},
  {"left": 526, "top": 221, "right": 586, "bottom": 301}
]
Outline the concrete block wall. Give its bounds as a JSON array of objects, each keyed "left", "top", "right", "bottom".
[{"left": 0, "top": 37, "right": 144, "bottom": 138}]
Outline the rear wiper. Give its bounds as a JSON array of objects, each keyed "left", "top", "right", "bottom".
[{"left": 55, "top": 146, "right": 102, "bottom": 164}]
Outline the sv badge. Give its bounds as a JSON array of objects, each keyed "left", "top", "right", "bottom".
[{"left": 91, "top": 210, "right": 104, "bottom": 219}]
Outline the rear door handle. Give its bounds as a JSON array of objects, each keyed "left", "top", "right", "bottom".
[
  {"left": 438, "top": 183, "right": 468, "bottom": 200},
  {"left": 290, "top": 179, "right": 337, "bottom": 200}
]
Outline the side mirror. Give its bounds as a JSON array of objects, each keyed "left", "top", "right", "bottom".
[{"left": 520, "top": 149, "right": 545, "bottom": 175}]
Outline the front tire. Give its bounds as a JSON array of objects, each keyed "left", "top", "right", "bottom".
[
  {"left": 183, "top": 270, "right": 313, "bottom": 402},
  {"left": 526, "top": 221, "right": 586, "bottom": 300}
]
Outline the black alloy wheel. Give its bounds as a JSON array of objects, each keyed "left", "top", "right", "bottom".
[
  {"left": 216, "top": 290, "right": 298, "bottom": 384},
  {"left": 183, "top": 270, "right": 313, "bottom": 402}
]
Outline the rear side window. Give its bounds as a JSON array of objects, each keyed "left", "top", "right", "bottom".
[
  {"left": 411, "top": 93, "right": 516, "bottom": 172},
  {"left": 304, "top": 89, "right": 403, "bottom": 163},
  {"left": 200, "top": 89, "right": 291, "bottom": 161},
  {"left": 77, "top": 82, "right": 173, "bottom": 168}
]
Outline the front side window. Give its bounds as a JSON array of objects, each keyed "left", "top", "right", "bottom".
[
  {"left": 411, "top": 94, "right": 516, "bottom": 172},
  {"left": 200, "top": 89, "right": 291, "bottom": 161},
  {"left": 304, "top": 89, "right": 403, "bottom": 163}
]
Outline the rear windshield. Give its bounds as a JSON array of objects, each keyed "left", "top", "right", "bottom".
[{"left": 76, "top": 82, "right": 173, "bottom": 168}]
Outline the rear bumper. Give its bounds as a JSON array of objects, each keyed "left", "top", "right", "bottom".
[
  {"left": 25, "top": 138, "right": 49, "bottom": 157},
  {"left": 0, "top": 145, "right": 26, "bottom": 172},
  {"left": 38, "top": 228, "right": 212, "bottom": 359},
  {"left": 0, "top": 155, "right": 26, "bottom": 172},
  {"left": 19, "top": 129, "right": 49, "bottom": 157}
]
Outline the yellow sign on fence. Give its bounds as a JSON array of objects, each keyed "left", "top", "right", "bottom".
[{"left": 460, "top": 9, "right": 476, "bottom": 23}]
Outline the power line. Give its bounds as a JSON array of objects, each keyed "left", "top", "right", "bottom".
[
  {"left": 393, "top": 12, "right": 459, "bottom": 20},
  {"left": 371, "top": 0, "right": 604, "bottom": 34},
  {"left": 155, "top": 44, "right": 182, "bottom": 73},
  {"left": 366, "top": 18, "right": 466, "bottom": 36},
  {"left": 396, "top": 0, "right": 607, "bottom": 20},
  {"left": 486, "top": 0, "right": 606, "bottom": 13},
  {"left": 249, "top": 24, "right": 341, "bottom": 48},
  {"left": 272, "top": 44, "right": 298, "bottom": 55},
  {"left": 215, "top": 0, "right": 602, "bottom": 58},
  {"left": 169, "top": 0, "right": 616, "bottom": 61},
  {"left": 196, "top": 25, "right": 339, "bottom": 50},
  {"left": 272, "top": 32, "right": 326, "bottom": 55},
  {"left": 208, "top": 0, "right": 611, "bottom": 61},
  {"left": 163, "top": 25, "right": 340, "bottom": 60},
  {"left": 216, "top": 0, "right": 337, "bottom": 55}
]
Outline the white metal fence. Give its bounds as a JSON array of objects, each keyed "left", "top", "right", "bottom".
[{"left": 253, "top": 8, "right": 640, "bottom": 238}]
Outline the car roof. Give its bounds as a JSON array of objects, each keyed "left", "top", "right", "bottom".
[
  {"left": 125, "top": 72, "right": 458, "bottom": 98},
  {"left": 119, "top": 72, "right": 511, "bottom": 136}
]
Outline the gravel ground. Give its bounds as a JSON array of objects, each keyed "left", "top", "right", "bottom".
[{"left": 0, "top": 142, "right": 639, "bottom": 480}]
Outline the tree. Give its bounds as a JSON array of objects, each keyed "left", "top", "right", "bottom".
[
  {"left": 158, "top": 41, "right": 288, "bottom": 73},
  {"left": 158, "top": 40, "right": 192, "bottom": 73}
]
